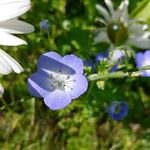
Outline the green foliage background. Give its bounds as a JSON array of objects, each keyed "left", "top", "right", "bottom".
[{"left": 0, "top": 0, "right": 150, "bottom": 149}]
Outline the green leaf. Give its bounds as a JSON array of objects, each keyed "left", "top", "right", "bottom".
[{"left": 131, "top": 0, "right": 150, "bottom": 22}]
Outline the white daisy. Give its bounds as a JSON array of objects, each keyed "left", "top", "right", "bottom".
[
  {"left": 0, "top": 49, "right": 24, "bottom": 96},
  {"left": 0, "top": 83, "right": 4, "bottom": 96},
  {"left": 0, "top": 0, "right": 34, "bottom": 95},
  {"left": 0, "top": 0, "right": 34, "bottom": 46},
  {"left": 94, "top": 0, "right": 150, "bottom": 49}
]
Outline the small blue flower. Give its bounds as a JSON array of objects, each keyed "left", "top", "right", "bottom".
[
  {"left": 96, "top": 51, "right": 118, "bottom": 72},
  {"left": 39, "top": 19, "right": 50, "bottom": 32},
  {"left": 27, "top": 51, "right": 88, "bottom": 110},
  {"left": 106, "top": 101, "right": 128, "bottom": 121},
  {"left": 112, "top": 50, "right": 126, "bottom": 63},
  {"left": 135, "top": 50, "right": 150, "bottom": 77},
  {"left": 96, "top": 52, "right": 108, "bottom": 62},
  {"left": 83, "top": 59, "right": 94, "bottom": 68}
]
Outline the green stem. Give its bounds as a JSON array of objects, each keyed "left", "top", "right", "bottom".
[
  {"left": 10, "top": 85, "right": 15, "bottom": 102},
  {"left": 0, "top": 97, "right": 11, "bottom": 111},
  {"left": 88, "top": 71, "right": 140, "bottom": 81}
]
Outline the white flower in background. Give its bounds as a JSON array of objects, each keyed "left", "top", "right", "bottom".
[
  {"left": 0, "top": 0, "right": 34, "bottom": 95},
  {"left": 0, "top": 49, "right": 24, "bottom": 96},
  {"left": 0, "top": 49, "right": 23, "bottom": 75},
  {"left": 94, "top": 0, "right": 150, "bottom": 49},
  {"left": 0, "top": 83, "right": 4, "bottom": 96},
  {"left": 0, "top": 0, "right": 34, "bottom": 46}
]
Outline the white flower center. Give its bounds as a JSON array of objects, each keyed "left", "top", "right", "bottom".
[{"left": 49, "top": 70, "right": 76, "bottom": 91}]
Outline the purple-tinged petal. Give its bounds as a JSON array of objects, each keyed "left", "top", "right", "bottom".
[
  {"left": 135, "top": 51, "right": 150, "bottom": 77},
  {"left": 37, "top": 52, "right": 76, "bottom": 75},
  {"left": 37, "top": 51, "right": 61, "bottom": 72},
  {"left": 66, "top": 75, "right": 88, "bottom": 99},
  {"left": 142, "top": 70, "right": 150, "bottom": 77},
  {"left": 112, "top": 50, "right": 126, "bottom": 63},
  {"left": 44, "top": 90, "right": 72, "bottom": 110},
  {"left": 144, "top": 50, "right": 150, "bottom": 60},
  {"left": 41, "top": 51, "right": 62, "bottom": 61},
  {"left": 61, "top": 54, "right": 84, "bottom": 74},
  {"left": 27, "top": 72, "right": 54, "bottom": 98},
  {"left": 135, "top": 52, "right": 144, "bottom": 68}
]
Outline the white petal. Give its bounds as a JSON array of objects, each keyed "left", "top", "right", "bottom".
[
  {"left": 0, "top": 83, "right": 4, "bottom": 96},
  {"left": 0, "top": 49, "right": 23, "bottom": 75},
  {"left": 94, "top": 30, "right": 110, "bottom": 44},
  {"left": 0, "top": 31, "right": 27, "bottom": 46},
  {"left": 95, "top": 17, "right": 107, "bottom": 25},
  {"left": 112, "top": 0, "right": 129, "bottom": 25},
  {"left": 104, "top": 0, "right": 114, "bottom": 15},
  {"left": 96, "top": 4, "right": 111, "bottom": 22},
  {"left": 0, "top": 0, "right": 31, "bottom": 22},
  {"left": 120, "top": 0, "right": 129, "bottom": 25},
  {"left": 128, "top": 23, "right": 148, "bottom": 36},
  {"left": 128, "top": 32, "right": 150, "bottom": 49},
  {"left": 0, "top": 19, "right": 34, "bottom": 34}
]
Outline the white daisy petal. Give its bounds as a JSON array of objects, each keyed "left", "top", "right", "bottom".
[
  {"left": 120, "top": 0, "right": 129, "bottom": 25},
  {"left": 96, "top": 4, "right": 111, "bottom": 22},
  {"left": 128, "top": 32, "right": 150, "bottom": 49},
  {"left": 94, "top": 30, "right": 110, "bottom": 44},
  {"left": 0, "top": 31, "right": 27, "bottom": 46},
  {"left": 0, "top": 83, "right": 4, "bottom": 96},
  {"left": 104, "top": 0, "right": 114, "bottom": 15},
  {"left": 112, "top": 0, "right": 129, "bottom": 24},
  {"left": 95, "top": 17, "right": 107, "bottom": 25},
  {"left": 0, "top": 49, "right": 23, "bottom": 75},
  {"left": 0, "top": 56, "right": 12, "bottom": 74},
  {"left": 128, "top": 23, "right": 148, "bottom": 35},
  {"left": 0, "top": 0, "right": 31, "bottom": 22},
  {"left": 111, "top": 8, "right": 122, "bottom": 22},
  {"left": 0, "top": 19, "right": 34, "bottom": 34}
]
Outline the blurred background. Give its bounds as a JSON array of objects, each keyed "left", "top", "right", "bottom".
[{"left": 0, "top": 0, "right": 150, "bottom": 149}]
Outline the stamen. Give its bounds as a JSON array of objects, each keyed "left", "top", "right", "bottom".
[
  {"left": 59, "top": 70, "right": 62, "bottom": 74},
  {"left": 51, "top": 84, "right": 54, "bottom": 88},
  {"left": 66, "top": 79, "right": 76, "bottom": 83},
  {"left": 67, "top": 75, "right": 70, "bottom": 79},
  {"left": 65, "top": 84, "right": 73, "bottom": 90},
  {"left": 49, "top": 73, "right": 54, "bottom": 79}
]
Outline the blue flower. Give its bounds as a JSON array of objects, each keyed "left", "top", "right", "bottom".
[
  {"left": 83, "top": 59, "right": 95, "bottom": 68},
  {"left": 96, "top": 50, "right": 126, "bottom": 72},
  {"left": 39, "top": 20, "right": 50, "bottom": 32},
  {"left": 96, "top": 52, "right": 108, "bottom": 62},
  {"left": 112, "top": 50, "right": 126, "bottom": 63},
  {"left": 27, "top": 51, "right": 88, "bottom": 110},
  {"left": 106, "top": 101, "right": 128, "bottom": 121},
  {"left": 135, "top": 50, "right": 150, "bottom": 77},
  {"left": 96, "top": 51, "right": 118, "bottom": 72}
]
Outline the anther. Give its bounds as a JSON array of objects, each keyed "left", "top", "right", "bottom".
[
  {"left": 49, "top": 73, "right": 53, "bottom": 79},
  {"left": 59, "top": 70, "right": 62, "bottom": 74}
]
